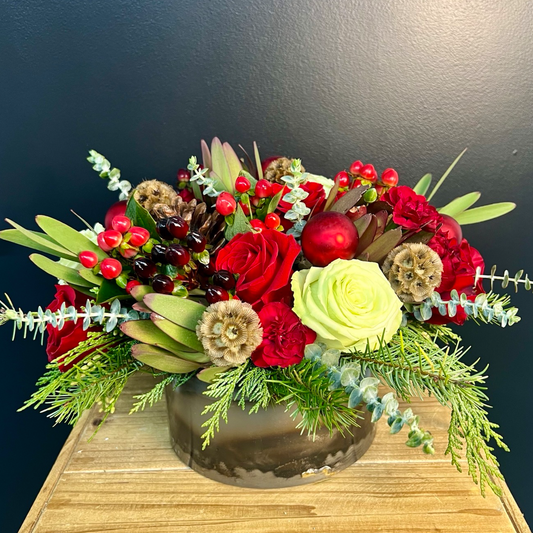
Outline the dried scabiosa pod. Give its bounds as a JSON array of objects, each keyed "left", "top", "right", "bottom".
[
  {"left": 263, "top": 157, "right": 305, "bottom": 184},
  {"left": 196, "top": 300, "right": 263, "bottom": 367},
  {"left": 133, "top": 179, "right": 178, "bottom": 213},
  {"left": 382, "top": 243, "right": 443, "bottom": 303}
]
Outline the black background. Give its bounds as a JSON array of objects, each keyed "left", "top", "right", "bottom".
[{"left": 1, "top": 1, "right": 532, "bottom": 530}]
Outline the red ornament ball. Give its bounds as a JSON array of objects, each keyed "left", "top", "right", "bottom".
[
  {"left": 301, "top": 212, "right": 359, "bottom": 267},
  {"left": 439, "top": 214, "right": 463, "bottom": 243}
]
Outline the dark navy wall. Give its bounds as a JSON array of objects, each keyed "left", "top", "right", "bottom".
[{"left": 1, "top": 1, "right": 532, "bottom": 530}]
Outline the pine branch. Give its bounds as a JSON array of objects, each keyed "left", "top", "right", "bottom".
[{"left": 348, "top": 325, "right": 508, "bottom": 496}]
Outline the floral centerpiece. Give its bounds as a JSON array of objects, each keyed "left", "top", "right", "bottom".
[{"left": 0, "top": 139, "right": 524, "bottom": 494}]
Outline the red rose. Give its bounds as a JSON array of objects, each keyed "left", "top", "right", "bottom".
[
  {"left": 383, "top": 185, "right": 442, "bottom": 233},
  {"left": 427, "top": 233, "right": 485, "bottom": 325},
  {"left": 252, "top": 302, "right": 316, "bottom": 368},
  {"left": 46, "top": 285, "right": 91, "bottom": 371},
  {"left": 215, "top": 229, "right": 301, "bottom": 311},
  {"left": 277, "top": 181, "right": 326, "bottom": 215}
]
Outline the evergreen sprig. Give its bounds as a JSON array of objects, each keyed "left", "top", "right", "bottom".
[
  {"left": 20, "top": 335, "right": 139, "bottom": 430},
  {"left": 349, "top": 324, "right": 508, "bottom": 496}
]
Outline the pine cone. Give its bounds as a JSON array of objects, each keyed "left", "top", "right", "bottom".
[
  {"left": 382, "top": 243, "right": 443, "bottom": 303},
  {"left": 263, "top": 157, "right": 305, "bottom": 184},
  {"left": 152, "top": 196, "right": 226, "bottom": 255},
  {"left": 133, "top": 180, "right": 178, "bottom": 213}
]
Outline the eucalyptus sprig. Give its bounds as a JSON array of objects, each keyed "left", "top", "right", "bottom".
[
  {"left": 87, "top": 150, "right": 132, "bottom": 200},
  {"left": 476, "top": 265, "right": 533, "bottom": 293}
]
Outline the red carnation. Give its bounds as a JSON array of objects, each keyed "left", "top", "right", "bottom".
[
  {"left": 252, "top": 302, "right": 316, "bottom": 368},
  {"left": 215, "top": 229, "right": 301, "bottom": 311},
  {"left": 383, "top": 185, "right": 442, "bottom": 233}
]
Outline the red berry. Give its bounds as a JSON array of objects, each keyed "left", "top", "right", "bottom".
[
  {"left": 152, "top": 274, "right": 175, "bottom": 294},
  {"left": 98, "top": 230, "right": 122, "bottom": 250},
  {"left": 349, "top": 160, "right": 364, "bottom": 175},
  {"left": 335, "top": 170, "right": 350, "bottom": 188},
  {"left": 104, "top": 200, "right": 127, "bottom": 230},
  {"left": 111, "top": 215, "right": 132, "bottom": 233},
  {"left": 351, "top": 178, "right": 363, "bottom": 189},
  {"left": 129, "top": 227, "right": 150, "bottom": 247},
  {"left": 264, "top": 212, "right": 281, "bottom": 229},
  {"left": 346, "top": 205, "right": 368, "bottom": 222},
  {"left": 100, "top": 258, "right": 123, "bottom": 280},
  {"left": 133, "top": 257, "right": 157, "bottom": 278},
  {"left": 126, "top": 280, "right": 142, "bottom": 294},
  {"left": 197, "top": 261, "right": 216, "bottom": 277},
  {"left": 301, "top": 212, "right": 359, "bottom": 267},
  {"left": 239, "top": 201, "right": 250, "bottom": 215},
  {"left": 176, "top": 168, "right": 190, "bottom": 183},
  {"left": 235, "top": 176, "right": 251, "bottom": 193},
  {"left": 97, "top": 232, "right": 113, "bottom": 252},
  {"left": 166, "top": 216, "right": 189, "bottom": 239},
  {"left": 380, "top": 168, "right": 399, "bottom": 187},
  {"left": 78, "top": 250, "right": 98, "bottom": 268},
  {"left": 186, "top": 231, "right": 206, "bottom": 253},
  {"left": 374, "top": 185, "right": 386, "bottom": 198},
  {"left": 254, "top": 179, "right": 273, "bottom": 198},
  {"left": 213, "top": 270, "right": 236, "bottom": 290},
  {"left": 206, "top": 285, "right": 230, "bottom": 304},
  {"left": 250, "top": 196, "right": 261, "bottom": 207},
  {"left": 119, "top": 247, "right": 138, "bottom": 259},
  {"left": 178, "top": 188, "right": 195, "bottom": 202},
  {"left": 166, "top": 244, "right": 191, "bottom": 267},
  {"left": 250, "top": 219, "right": 266, "bottom": 231},
  {"left": 216, "top": 192, "right": 237, "bottom": 216},
  {"left": 360, "top": 164, "right": 378, "bottom": 183}
]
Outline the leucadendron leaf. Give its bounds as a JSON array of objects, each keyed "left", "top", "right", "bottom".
[
  {"left": 29, "top": 254, "right": 95, "bottom": 287},
  {"left": 150, "top": 313, "right": 206, "bottom": 354},
  {"left": 196, "top": 366, "right": 231, "bottom": 383},
  {"left": 438, "top": 191, "right": 481, "bottom": 217},
  {"left": 143, "top": 293, "right": 206, "bottom": 331},
  {"left": 360, "top": 227, "right": 402, "bottom": 263},
  {"left": 454, "top": 202, "right": 516, "bottom": 225},
  {"left": 413, "top": 173, "right": 432, "bottom": 196},
  {"left": 131, "top": 344, "right": 202, "bottom": 373}
]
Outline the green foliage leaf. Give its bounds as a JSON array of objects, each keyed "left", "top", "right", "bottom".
[
  {"left": 330, "top": 186, "right": 369, "bottom": 214},
  {"left": 96, "top": 278, "right": 128, "bottom": 304},
  {"left": 131, "top": 344, "right": 201, "bottom": 373},
  {"left": 143, "top": 293, "right": 206, "bottom": 331},
  {"left": 413, "top": 173, "right": 432, "bottom": 196},
  {"left": 197, "top": 366, "right": 231, "bottom": 383},
  {"left": 150, "top": 315, "right": 206, "bottom": 354},
  {"left": 254, "top": 141, "right": 264, "bottom": 181},
  {"left": 360, "top": 227, "right": 402, "bottom": 263},
  {"left": 35, "top": 215, "right": 108, "bottom": 261},
  {"left": 454, "top": 202, "right": 516, "bottom": 225},
  {"left": 78, "top": 268, "right": 103, "bottom": 286},
  {"left": 200, "top": 139, "right": 212, "bottom": 170},
  {"left": 223, "top": 142, "right": 242, "bottom": 191},
  {"left": 3, "top": 220, "right": 79, "bottom": 261},
  {"left": 120, "top": 319, "right": 196, "bottom": 355},
  {"left": 29, "top": 254, "right": 94, "bottom": 287},
  {"left": 130, "top": 284, "right": 154, "bottom": 302},
  {"left": 124, "top": 196, "right": 158, "bottom": 238},
  {"left": 438, "top": 192, "right": 481, "bottom": 217},
  {"left": 210, "top": 137, "right": 233, "bottom": 192},
  {"left": 224, "top": 203, "right": 253, "bottom": 240},
  {"left": 267, "top": 187, "right": 284, "bottom": 213},
  {"left": 427, "top": 148, "right": 468, "bottom": 202},
  {"left": 0, "top": 228, "right": 78, "bottom": 261}
]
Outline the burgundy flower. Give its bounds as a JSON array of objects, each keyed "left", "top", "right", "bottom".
[
  {"left": 251, "top": 302, "right": 316, "bottom": 368},
  {"left": 383, "top": 185, "right": 442, "bottom": 233}
]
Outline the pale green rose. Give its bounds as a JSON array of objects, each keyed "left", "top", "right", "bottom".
[{"left": 291, "top": 258, "right": 403, "bottom": 351}]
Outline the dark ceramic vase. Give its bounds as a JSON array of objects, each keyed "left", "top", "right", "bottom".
[{"left": 165, "top": 376, "right": 375, "bottom": 488}]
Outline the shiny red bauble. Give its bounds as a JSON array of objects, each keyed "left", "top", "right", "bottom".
[
  {"left": 360, "top": 164, "right": 378, "bottom": 183},
  {"left": 104, "top": 200, "right": 127, "bottom": 230},
  {"left": 349, "top": 160, "right": 364, "bottom": 175},
  {"left": 380, "top": 168, "right": 399, "bottom": 187},
  {"left": 78, "top": 250, "right": 98, "bottom": 268},
  {"left": 100, "top": 258, "right": 123, "bottom": 280},
  {"left": 439, "top": 214, "right": 463, "bottom": 243},
  {"left": 301, "top": 212, "right": 359, "bottom": 267},
  {"left": 235, "top": 176, "right": 251, "bottom": 193},
  {"left": 216, "top": 192, "right": 237, "bottom": 216},
  {"left": 335, "top": 170, "right": 350, "bottom": 188}
]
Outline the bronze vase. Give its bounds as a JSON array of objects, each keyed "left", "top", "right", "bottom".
[{"left": 165, "top": 376, "right": 375, "bottom": 488}]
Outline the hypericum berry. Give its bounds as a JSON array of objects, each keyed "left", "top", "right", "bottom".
[
  {"left": 97, "top": 232, "right": 113, "bottom": 252},
  {"left": 126, "top": 279, "right": 142, "bottom": 294},
  {"left": 206, "top": 285, "right": 230, "bottom": 304},
  {"left": 78, "top": 250, "right": 98, "bottom": 268},
  {"left": 335, "top": 170, "right": 350, "bottom": 188},
  {"left": 100, "top": 258, "right": 123, "bottom": 280},
  {"left": 374, "top": 185, "right": 386, "bottom": 198},
  {"left": 156, "top": 218, "right": 173, "bottom": 240},
  {"left": 133, "top": 257, "right": 157, "bottom": 279},
  {"left": 264, "top": 212, "right": 281, "bottom": 229},
  {"left": 254, "top": 179, "right": 273, "bottom": 198},
  {"left": 129, "top": 227, "right": 150, "bottom": 247},
  {"left": 238, "top": 200, "right": 251, "bottom": 215},
  {"left": 104, "top": 200, "right": 127, "bottom": 230},
  {"left": 166, "top": 244, "right": 191, "bottom": 267},
  {"left": 166, "top": 216, "right": 189, "bottom": 240},
  {"left": 363, "top": 188, "right": 378, "bottom": 203},
  {"left": 176, "top": 168, "right": 190, "bottom": 183},
  {"left": 111, "top": 215, "right": 132, "bottom": 233},
  {"left": 197, "top": 260, "right": 216, "bottom": 277},
  {"left": 216, "top": 192, "right": 237, "bottom": 216},
  {"left": 213, "top": 269, "right": 236, "bottom": 290},
  {"left": 349, "top": 160, "right": 364, "bottom": 175},
  {"left": 250, "top": 219, "right": 266, "bottom": 231},
  {"left": 152, "top": 274, "right": 175, "bottom": 294},
  {"left": 380, "top": 168, "right": 399, "bottom": 187},
  {"left": 97, "top": 230, "right": 122, "bottom": 250},
  {"left": 360, "top": 164, "right": 378, "bottom": 183},
  {"left": 250, "top": 196, "right": 261, "bottom": 207},
  {"left": 118, "top": 247, "right": 138, "bottom": 259},
  {"left": 186, "top": 231, "right": 206, "bottom": 253},
  {"left": 235, "top": 175, "right": 251, "bottom": 193},
  {"left": 151, "top": 244, "right": 168, "bottom": 263}
]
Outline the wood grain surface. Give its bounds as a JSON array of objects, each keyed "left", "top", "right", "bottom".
[{"left": 19, "top": 373, "right": 530, "bottom": 533}]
